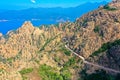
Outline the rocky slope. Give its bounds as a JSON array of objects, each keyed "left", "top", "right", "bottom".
[{"left": 1, "top": 0, "right": 120, "bottom": 80}]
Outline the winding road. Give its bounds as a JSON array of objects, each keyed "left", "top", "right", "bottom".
[{"left": 65, "top": 45, "right": 120, "bottom": 73}]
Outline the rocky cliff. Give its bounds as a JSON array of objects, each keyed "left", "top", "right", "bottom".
[{"left": 0, "top": 0, "right": 120, "bottom": 80}]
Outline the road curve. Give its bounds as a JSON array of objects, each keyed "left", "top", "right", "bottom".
[{"left": 65, "top": 45, "right": 120, "bottom": 73}]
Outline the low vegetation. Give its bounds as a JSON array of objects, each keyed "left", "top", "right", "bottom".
[
  {"left": 91, "top": 39, "right": 120, "bottom": 56},
  {"left": 60, "top": 68, "right": 71, "bottom": 80},
  {"left": 103, "top": 4, "right": 117, "bottom": 11},
  {"left": 0, "top": 69, "right": 4, "bottom": 73},
  {"left": 19, "top": 68, "right": 33, "bottom": 75},
  {"left": 38, "top": 64, "right": 72, "bottom": 80},
  {"left": 61, "top": 47, "right": 71, "bottom": 56},
  {"left": 94, "top": 26, "right": 100, "bottom": 33},
  {"left": 54, "top": 57, "right": 60, "bottom": 62},
  {"left": 94, "top": 26, "right": 104, "bottom": 37},
  {"left": 19, "top": 68, "right": 33, "bottom": 80},
  {"left": 63, "top": 57, "right": 76, "bottom": 68},
  {"left": 82, "top": 19, "right": 88, "bottom": 26}
]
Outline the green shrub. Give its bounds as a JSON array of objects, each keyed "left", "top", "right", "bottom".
[
  {"left": 34, "top": 59, "right": 39, "bottom": 64},
  {"left": 64, "top": 49, "right": 71, "bottom": 56},
  {"left": 39, "top": 64, "right": 72, "bottom": 80},
  {"left": 61, "top": 47, "right": 71, "bottom": 56},
  {"left": 103, "top": 5, "right": 117, "bottom": 11},
  {"left": 38, "top": 64, "right": 63, "bottom": 80},
  {"left": 0, "top": 69, "right": 4, "bottom": 73},
  {"left": 22, "top": 76, "right": 27, "bottom": 80},
  {"left": 54, "top": 57, "right": 60, "bottom": 62},
  {"left": 94, "top": 26, "right": 100, "bottom": 33},
  {"left": 61, "top": 69, "right": 71, "bottom": 80},
  {"left": 82, "top": 20, "right": 88, "bottom": 26},
  {"left": 64, "top": 57, "right": 76, "bottom": 68},
  {"left": 94, "top": 26, "right": 104, "bottom": 37},
  {"left": 19, "top": 68, "right": 33, "bottom": 75}
]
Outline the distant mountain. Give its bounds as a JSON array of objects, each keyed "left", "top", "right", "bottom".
[
  {"left": 0, "top": 1, "right": 108, "bottom": 34},
  {"left": 0, "top": 2, "right": 108, "bottom": 21}
]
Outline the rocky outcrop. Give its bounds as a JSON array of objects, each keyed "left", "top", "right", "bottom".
[{"left": 1, "top": 0, "right": 120, "bottom": 80}]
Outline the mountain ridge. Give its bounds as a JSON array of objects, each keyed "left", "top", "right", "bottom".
[
  {"left": 0, "top": 1, "right": 108, "bottom": 21},
  {"left": 1, "top": 1, "right": 120, "bottom": 80}
]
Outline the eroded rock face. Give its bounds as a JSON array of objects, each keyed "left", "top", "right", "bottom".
[
  {"left": 0, "top": 21, "right": 65, "bottom": 79},
  {"left": 63, "top": 1, "right": 120, "bottom": 58}
]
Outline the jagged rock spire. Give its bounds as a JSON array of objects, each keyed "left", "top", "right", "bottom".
[
  {"left": 21, "top": 21, "right": 34, "bottom": 28},
  {"left": 17, "top": 21, "right": 35, "bottom": 34}
]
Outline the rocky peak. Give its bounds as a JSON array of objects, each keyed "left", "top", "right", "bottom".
[
  {"left": 22, "top": 21, "right": 33, "bottom": 28},
  {"left": 17, "top": 21, "right": 35, "bottom": 34}
]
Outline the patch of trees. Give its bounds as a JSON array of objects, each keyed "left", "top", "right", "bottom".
[
  {"left": 103, "top": 5, "right": 117, "bottom": 11},
  {"left": 91, "top": 39, "right": 120, "bottom": 56}
]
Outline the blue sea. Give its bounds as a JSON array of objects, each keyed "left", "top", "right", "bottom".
[{"left": 0, "top": 19, "right": 58, "bottom": 34}]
